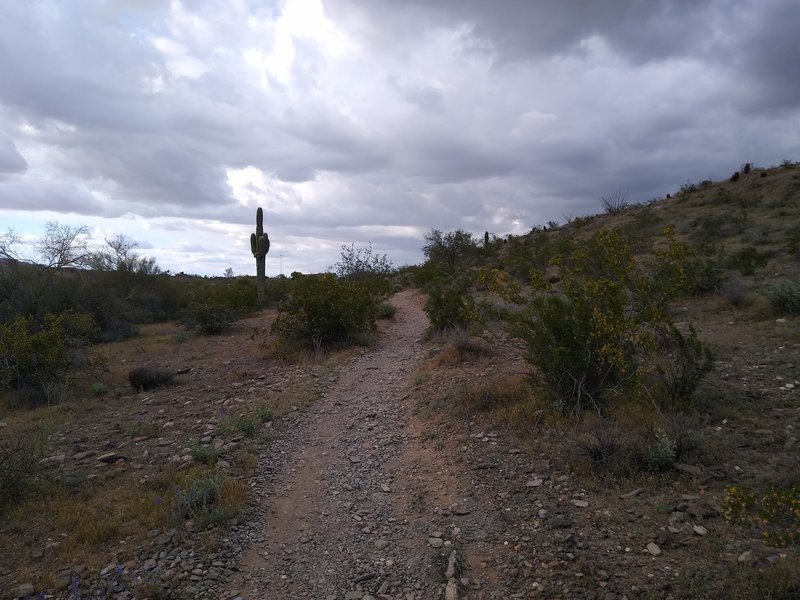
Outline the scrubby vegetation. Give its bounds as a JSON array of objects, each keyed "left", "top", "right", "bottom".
[
  {"left": 270, "top": 244, "right": 394, "bottom": 353},
  {"left": 1, "top": 164, "right": 799, "bottom": 596}
]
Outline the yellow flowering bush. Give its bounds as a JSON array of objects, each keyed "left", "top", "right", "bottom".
[
  {"left": 510, "top": 228, "right": 713, "bottom": 413},
  {"left": 0, "top": 310, "right": 97, "bottom": 403},
  {"left": 723, "top": 485, "right": 800, "bottom": 546}
]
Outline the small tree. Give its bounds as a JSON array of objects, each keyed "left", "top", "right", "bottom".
[
  {"left": 422, "top": 229, "right": 478, "bottom": 270},
  {"left": 333, "top": 243, "right": 393, "bottom": 296},
  {"left": 1, "top": 223, "right": 92, "bottom": 319}
]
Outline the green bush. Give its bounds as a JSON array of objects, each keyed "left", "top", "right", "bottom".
[
  {"left": 233, "top": 415, "right": 257, "bottom": 437},
  {"left": 769, "top": 278, "right": 800, "bottom": 316},
  {"left": 727, "top": 246, "right": 768, "bottom": 275},
  {"left": 333, "top": 243, "right": 393, "bottom": 296},
  {"left": 128, "top": 367, "right": 174, "bottom": 391},
  {"left": 255, "top": 403, "right": 273, "bottom": 423},
  {"left": 653, "top": 228, "right": 724, "bottom": 296},
  {"left": 377, "top": 302, "right": 397, "bottom": 319},
  {"left": 424, "top": 287, "right": 477, "bottom": 331},
  {"left": 0, "top": 310, "right": 97, "bottom": 403},
  {"left": 169, "top": 474, "right": 222, "bottom": 523},
  {"left": 641, "top": 430, "right": 678, "bottom": 472},
  {"left": 510, "top": 229, "right": 710, "bottom": 414},
  {"left": 271, "top": 274, "right": 377, "bottom": 350},
  {"left": 512, "top": 230, "right": 648, "bottom": 413},
  {"left": 181, "top": 301, "right": 236, "bottom": 335},
  {"left": 189, "top": 444, "right": 220, "bottom": 465}
]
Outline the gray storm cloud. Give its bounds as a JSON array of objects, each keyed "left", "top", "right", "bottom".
[{"left": 0, "top": 0, "right": 797, "bottom": 274}]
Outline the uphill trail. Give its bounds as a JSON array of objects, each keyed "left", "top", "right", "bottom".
[{"left": 228, "top": 289, "right": 508, "bottom": 599}]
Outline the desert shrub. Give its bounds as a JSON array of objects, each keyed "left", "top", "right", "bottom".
[
  {"left": 576, "top": 421, "right": 645, "bottom": 478},
  {"left": 377, "top": 302, "right": 397, "bottom": 319},
  {"left": 654, "top": 227, "right": 723, "bottom": 295},
  {"left": 255, "top": 403, "right": 273, "bottom": 423},
  {"left": 233, "top": 415, "right": 257, "bottom": 436},
  {"left": 504, "top": 232, "right": 573, "bottom": 281},
  {"left": 0, "top": 310, "right": 97, "bottom": 403},
  {"left": 181, "top": 301, "right": 236, "bottom": 335},
  {"left": 641, "top": 430, "right": 677, "bottom": 472},
  {"left": 649, "top": 324, "right": 714, "bottom": 410},
  {"left": 0, "top": 433, "right": 44, "bottom": 511},
  {"left": 424, "top": 287, "right": 478, "bottom": 331},
  {"left": 431, "top": 328, "right": 493, "bottom": 366},
  {"left": 167, "top": 473, "right": 222, "bottom": 521},
  {"left": 271, "top": 274, "right": 377, "bottom": 351},
  {"left": 333, "top": 243, "right": 394, "bottom": 297},
  {"left": 512, "top": 230, "right": 650, "bottom": 413},
  {"left": 600, "top": 190, "right": 630, "bottom": 214},
  {"left": 128, "top": 367, "right": 174, "bottom": 391},
  {"left": 727, "top": 246, "right": 768, "bottom": 275},
  {"left": 510, "top": 229, "right": 714, "bottom": 415},
  {"left": 769, "top": 278, "right": 800, "bottom": 316},
  {"left": 723, "top": 484, "right": 800, "bottom": 546},
  {"left": 718, "top": 279, "right": 750, "bottom": 307},
  {"left": 189, "top": 444, "right": 220, "bottom": 465},
  {"left": 166, "top": 473, "right": 244, "bottom": 527},
  {"left": 91, "top": 382, "right": 107, "bottom": 396},
  {"left": 786, "top": 224, "right": 800, "bottom": 256}
]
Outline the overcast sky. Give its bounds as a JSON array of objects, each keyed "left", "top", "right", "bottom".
[{"left": 1, "top": 0, "right": 798, "bottom": 275}]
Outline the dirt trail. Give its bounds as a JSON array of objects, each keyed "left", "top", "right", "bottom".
[{"left": 230, "top": 289, "right": 486, "bottom": 599}]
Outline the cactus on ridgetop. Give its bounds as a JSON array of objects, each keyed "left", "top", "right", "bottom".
[{"left": 250, "top": 207, "right": 270, "bottom": 302}]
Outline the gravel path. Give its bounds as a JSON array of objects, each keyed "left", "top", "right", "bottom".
[{"left": 229, "top": 289, "right": 464, "bottom": 599}]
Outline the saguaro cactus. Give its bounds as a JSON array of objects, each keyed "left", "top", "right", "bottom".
[{"left": 250, "top": 207, "right": 270, "bottom": 303}]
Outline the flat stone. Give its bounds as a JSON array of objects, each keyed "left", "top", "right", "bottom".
[
  {"left": 738, "top": 550, "right": 754, "bottom": 563},
  {"left": 686, "top": 504, "right": 719, "bottom": 518},
  {"left": 646, "top": 543, "right": 662, "bottom": 556},
  {"left": 428, "top": 537, "right": 445, "bottom": 548},
  {"left": 97, "top": 452, "right": 126, "bottom": 463},
  {"left": 17, "top": 583, "right": 35, "bottom": 596},
  {"left": 692, "top": 525, "right": 709, "bottom": 536},
  {"left": 374, "top": 539, "right": 389, "bottom": 550},
  {"left": 620, "top": 488, "right": 643, "bottom": 499},
  {"left": 570, "top": 499, "right": 589, "bottom": 508},
  {"left": 526, "top": 478, "right": 544, "bottom": 487},
  {"left": 673, "top": 462, "right": 701, "bottom": 476}
]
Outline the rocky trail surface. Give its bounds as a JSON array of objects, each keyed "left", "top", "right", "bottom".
[{"left": 229, "top": 289, "right": 494, "bottom": 599}]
